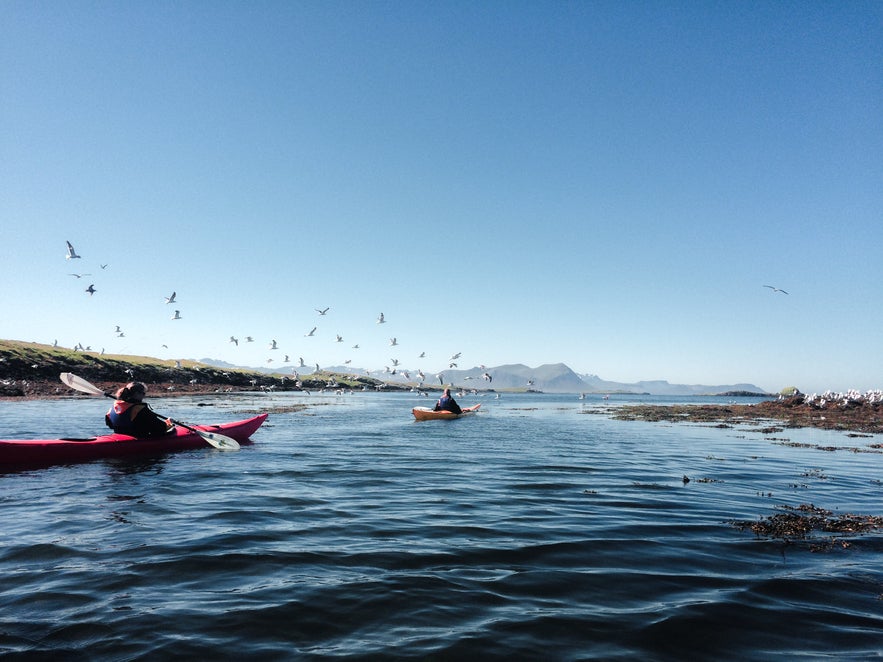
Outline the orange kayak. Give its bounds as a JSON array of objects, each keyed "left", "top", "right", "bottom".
[{"left": 412, "top": 404, "right": 481, "bottom": 421}]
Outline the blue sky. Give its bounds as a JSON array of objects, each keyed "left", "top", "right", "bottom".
[{"left": 2, "top": 1, "right": 881, "bottom": 393}]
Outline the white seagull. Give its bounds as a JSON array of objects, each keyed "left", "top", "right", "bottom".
[
  {"left": 418, "top": 351, "right": 426, "bottom": 359},
  {"left": 68, "top": 273, "right": 91, "bottom": 278},
  {"left": 305, "top": 327, "right": 317, "bottom": 337},
  {"left": 763, "top": 285, "right": 789, "bottom": 295},
  {"left": 390, "top": 337, "right": 398, "bottom": 346},
  {"left": 377, "top": 312, "right": 385, "bottom": 324},
  {"left": 165, "top": 291, "right": 177, "bottom": 304},
  {"left": 65, "top": 241, "right": 81, "bottom": 259},
  {"left": 171, "top": 310, "right": 182, "bottom": 320},
  {"left": 270, "top": 339, "right": 278, "bottom": 350},
  {"left": 335, "top": 335, "right": 343, "bottom": 343}
]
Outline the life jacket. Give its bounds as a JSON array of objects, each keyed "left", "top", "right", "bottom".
[{"left": 105, "top": 400, "right": 146, "bottom": 435}]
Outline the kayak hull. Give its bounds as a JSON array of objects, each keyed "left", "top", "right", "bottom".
[
  {"left": 0, "top": 414, "right": 268, "bottom": 468},
  {"left": 412, "top": 404, "right": 481, "bottom": 421}
]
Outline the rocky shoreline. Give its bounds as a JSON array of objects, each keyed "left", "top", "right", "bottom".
[{"left": 591, "top": 396, "right": 883, "bottom": 435}]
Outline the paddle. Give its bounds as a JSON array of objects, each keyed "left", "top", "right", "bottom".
[{"left": 59, "top": 372, "right": 240, "bottom": 451}]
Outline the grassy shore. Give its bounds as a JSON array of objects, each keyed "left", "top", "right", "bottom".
[{"left": 0, "top": 339, "right": 401, "bottom": 399}]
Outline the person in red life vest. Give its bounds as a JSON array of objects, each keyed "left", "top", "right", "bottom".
[
  {"left": 105, "top": 382, "right": 175, "bottom": 437},
  {"left": 433, "top": 387, "right": 463, "bottom": 415}
]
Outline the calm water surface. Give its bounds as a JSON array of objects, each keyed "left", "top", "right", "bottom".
[{"left": 1, "top": 392, "right": 881, "bottom": 660}]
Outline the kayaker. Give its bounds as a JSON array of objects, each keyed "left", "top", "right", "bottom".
[
  {"left": 105, "top": 382, "right": 175, "bottom": 437},
  {"left": 433, "top": 388, "right": 463, "bottom": 415}
]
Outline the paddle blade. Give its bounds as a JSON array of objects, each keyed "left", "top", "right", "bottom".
[
  {"left": 198, "top": 430, "right": 241, "bottom": 451},
  {"left": 60, "top": 372, "right": 108, "bottom": 397}
]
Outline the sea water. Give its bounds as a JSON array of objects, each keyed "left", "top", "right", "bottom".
[{"left": 1, "top": 392, "right": 881, "bottom": 660}]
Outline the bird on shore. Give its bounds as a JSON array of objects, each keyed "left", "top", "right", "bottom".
[
  {"left": 85, "top": 284, "right": 96, "bottom": 295},
  {"left": 171, "top": 310, "right": 181, "bottom": 320},
  {"left": 763, "top": 285, "right": 789, "bottom": 295},
  {"left": 66, "top": 241, "right": 81, "bottom": 259}
]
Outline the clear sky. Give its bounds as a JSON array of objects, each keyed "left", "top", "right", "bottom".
[{"left": 2, "top": 1, "right": 881, "bottom": 394}]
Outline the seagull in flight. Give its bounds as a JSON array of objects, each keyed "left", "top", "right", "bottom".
[
  {"left": 305, "top": 327, "right": 316, "bottom": 337},
  {"left": 85, "top": 284, "right": 96, "bottom": 295},
  {"left": 316, "top": 307, "right": 330, "bottom": 315},
  {"left": 171, "top": 310, "right": 182, "bottom": 320},
  {"left": 352, "top": 344, "right": 360, "bottom": 349},
  {"left": 418, "top": 351, "right": 426, "bottom": 358},
  {"left": 246, "top": 336, "right": 254, "bottom": 342},
  {"left": 270, "top": 339, "right": 278, "bottom": 350},
  {"left": 450, "top": 352, "right": 461, "bottom": 361},
  {"left": 65, "top": 241, "right": 81, "bottom": 259},
  {"left": 165, "top": 291, "right": 177, "bottom": 304},
  {"left": 390, "top": 337, "right": 398, "bottom": 346},
  {"left": 230, "top": 336, "right": 239, "bottom": 346},
  {"left": 336, "top": 334, "right": 343, "bottom": 343},
  {"left": 763, "top": 285, "right": 789, "bottom": 295},
  {"left": 68, "top": 273, "right": 91, "bottom": 278},
  {"left": 377, "top": 312, "right": 385, "bottom": 324},
  {"left": 482, "top": 372, "right": 492, "bottom": 383}
]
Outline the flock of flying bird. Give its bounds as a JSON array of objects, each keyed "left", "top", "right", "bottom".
[
  {"left": 63, "top": 240, "right": 493, "bottom": 386},
  {"left": 62, "top": 240, "right": 792, "bottom": 388}
]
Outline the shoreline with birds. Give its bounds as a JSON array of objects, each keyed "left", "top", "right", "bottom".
[{"left": 2, "top": 340, "right": 881, "bottom": 434}]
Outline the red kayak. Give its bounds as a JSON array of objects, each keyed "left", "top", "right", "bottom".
[
  {"left": 412, "top": 404, "right": 481, "bottom": 421},
  {"left": 0, "top": 414, "right": 268, "bottom": 468}
]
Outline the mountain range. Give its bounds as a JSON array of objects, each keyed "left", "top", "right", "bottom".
[{"left": 199, "top": 358, "right": 768, "bottom": 396}]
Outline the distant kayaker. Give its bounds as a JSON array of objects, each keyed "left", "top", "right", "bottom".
[
  {"left": 434, "top": 388, "right": 462, "bottom": 415},
  {"left": 105, "top": 382, "right": 175, "bottom": 437}
]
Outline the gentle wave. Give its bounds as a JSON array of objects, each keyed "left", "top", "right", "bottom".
[{"left": 1, "top": 393, "right": 881, "bottom": 659}]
